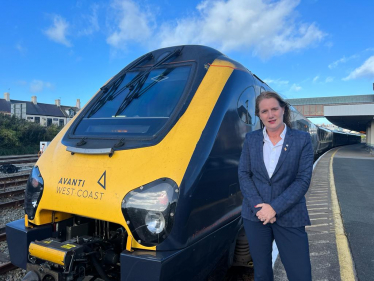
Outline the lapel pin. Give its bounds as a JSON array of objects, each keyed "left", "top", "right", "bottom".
[{"left": 284, "top": 147, "right": 287, "bottom": 151}]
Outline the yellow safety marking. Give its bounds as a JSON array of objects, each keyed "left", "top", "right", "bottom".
[
  {"left": 24, "top": 215, "right": 29, "bottom": 228},
  {"left": 329, "top": 149, "right": 356, "bottom": 281},
  {"left": 29, "top": 243, "right": 66, "bottom": 266},
  {"left": 126, "top": 235, "right": 134, "bottom": 252},
  {"left": 61, "top": 244, "right": 76, "bottom": 249}
]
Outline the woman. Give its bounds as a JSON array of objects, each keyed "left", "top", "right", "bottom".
[{"left": 238, "top": 91, "right": 314, "bottom": 281}]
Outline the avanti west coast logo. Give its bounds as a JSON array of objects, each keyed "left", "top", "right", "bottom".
[
  {"left": 97, "top": 171, "right": 106, "bottom": 190},
  {"left": 56, "top": 171, "right": 106, "bottom": 200}
]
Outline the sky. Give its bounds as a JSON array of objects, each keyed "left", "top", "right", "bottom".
[{"left": 1, "top": 0, "right": 374, "bottom": 125}]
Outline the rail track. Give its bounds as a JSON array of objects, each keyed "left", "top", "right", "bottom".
[
  {"left": 0, "top": 188, "right": 25, "bottom": 198},
  {"left": 0, "top": 156, "right": 38, "bottom": 165},
  {"left": 0, "top": 256, "right": 18, "bottom": 275},
  {"left": 0, "top": 175, "right": 28, "bottom": 208},
  {"left": 0, "top": 227, "right": 19, "bottom": 275},
  {"left": 0, "top": 174, "right": 29, "bottom": 189},
  {"left": 0, "top": 198, "right": 24, "bottom": 209},
  {"left": 0, "top": 158, "right": 32, "bottom": 276},
  {"left": 0, "top": 226, "right": 5, "bottom": 242},
  {"left": 0, "top": 154, "right": 37, "bottom": 161},
  {"left": 0, "top": 224, "right": 19, "bottom": 276}
]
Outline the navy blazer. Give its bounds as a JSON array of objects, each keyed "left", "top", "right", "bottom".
[{"left": 238, "top": 127, "right": 313, "bottom": 227}]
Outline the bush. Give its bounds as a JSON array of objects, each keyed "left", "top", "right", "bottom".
[{"left": 0, "top": 114, "right": 62, "bottom": 156}]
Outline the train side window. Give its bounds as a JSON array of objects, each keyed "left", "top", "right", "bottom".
[{"left": 237, "top": 86, "right": 256, "bottom": 125}]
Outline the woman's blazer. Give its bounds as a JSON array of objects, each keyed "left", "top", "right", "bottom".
[{"left": 238, "top": 127, "right": 314, "bottom": 227}]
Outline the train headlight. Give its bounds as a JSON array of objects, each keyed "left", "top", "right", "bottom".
[
  {"left": 121, "top": 178, "right": 179, "bottom": 246},
  {"left": 25, "top": 166, "right": 44, "bottom": 220},
  {"left": 145, "top": 211, "right": 166, "bottom": 234}
]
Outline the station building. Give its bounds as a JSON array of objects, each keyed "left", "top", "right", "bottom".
[{"left": 0, "top": 92, "right": 80, "bottom": 127}]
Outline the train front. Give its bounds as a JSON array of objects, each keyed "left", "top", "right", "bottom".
[{"left": 6, "top": 46, "right": 239, "bottom": 281}]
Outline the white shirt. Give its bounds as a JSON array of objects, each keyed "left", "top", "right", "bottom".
[{"left": 263, "top": 124, "right": 287, "bottom": 178}]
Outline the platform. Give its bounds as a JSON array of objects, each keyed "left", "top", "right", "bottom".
[{"left": 273, "top": 143, "right": 373, "bottom": 281}]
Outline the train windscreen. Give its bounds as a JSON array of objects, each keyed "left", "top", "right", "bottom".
[{"left": 74, "top": 66, "right": 191, "bottom": 137}]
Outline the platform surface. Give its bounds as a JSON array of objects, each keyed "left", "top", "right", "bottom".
[
  {"left": 333, "top": 144, "right": 374, "bottom": 281},
  {"left": 273, "top": 143, "right": 373, "bottom": 281}
]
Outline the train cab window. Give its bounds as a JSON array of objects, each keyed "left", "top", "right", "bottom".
[
  {"left": 237, "top": 86, "right": 256, "bottom": 125},
  {"left": 73, "top": 66, "right": 191, "bottom": 136}
]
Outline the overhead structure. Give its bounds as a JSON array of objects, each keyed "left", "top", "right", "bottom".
[{"left": 287, "top": 95, "right": 374, "bottom": 146}]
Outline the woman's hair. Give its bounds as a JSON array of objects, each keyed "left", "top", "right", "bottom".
[{"left": 255, "top": 91, "right": 292, "bottom": 128}]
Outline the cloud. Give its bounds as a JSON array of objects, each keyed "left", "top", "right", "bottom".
[
  {"left": 312, "top": 75, "right": 319, "bottom": 83},
  {"left": 263, "top": 78, "right": 289, "bottom": 86},
  {"left": 44, "top": 15, "right": 72, "bottom": 47},
  {"left": 17, "top": 80, "right": 28, "bottom": 86},
  {"left": 324, "top": 41, "right": 333, "bottom": 48},
  {"left": 325, "top": 76, "right": 334, "bottom": 83},
  {"left": 343, "top": 56, "right": 374, "bottom": 80},
  {"left": 30, "top": 80, "right": 55, "bottom": 93},
  {"left": 290, "top": 83, "right": 302, "bottom": 91},
  {"left": 105, "top": 0, "right": 325, "bottom": 58},
  {"left": 106, "top": 0, "right": 153, "bottom": 49},
  {"left": 79, "top": 4, "right": 100, "bottom": 36},
  {"left": 156, "top": 0, "right": 326, "bottom": 58},
  {"left": 328, "top": 55, "right": 357, "bottom": 69},
  {"left": 15, "top": 43, "right": 27, "bottom": 55}
]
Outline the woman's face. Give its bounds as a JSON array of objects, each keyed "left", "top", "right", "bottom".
[{"left": 258, "top": 97, "right": 285, "bottom": 132}]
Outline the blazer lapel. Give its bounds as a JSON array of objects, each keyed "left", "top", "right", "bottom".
[
  {"left": 255, "top": 131, "right": 270, "bottom": 180},
  {"left": 272, "top": 128, "right": 293, "bottom": 177}
]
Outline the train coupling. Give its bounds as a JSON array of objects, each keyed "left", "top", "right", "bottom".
[{"left": 25, "top": 236, "right": 120, "bottom": 280}]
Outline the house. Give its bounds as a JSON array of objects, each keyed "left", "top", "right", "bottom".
[{"left": 0, "top": 92, "right": 81, "bottom": 127}]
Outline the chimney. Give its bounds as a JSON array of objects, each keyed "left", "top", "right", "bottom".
[
  {"left": 4, "top": 92, "right": 10, "bottom": 101},
  {"left": 55, "top": 99, "right": 61, "bottom": 107},
  {"left": 76, "top": 99, "right": 81, "bottom": 109},
  {"left": 31, "top": 96, "right": 37, "bottom": 105}
]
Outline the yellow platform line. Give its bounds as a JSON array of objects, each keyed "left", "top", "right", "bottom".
[{"left": 329, "top": 149, "right": 356, "bottom": 280}]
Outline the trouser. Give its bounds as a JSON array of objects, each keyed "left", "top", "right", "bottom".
[{"left": 243, "top": 219, "right": 312, "bottom": 281}]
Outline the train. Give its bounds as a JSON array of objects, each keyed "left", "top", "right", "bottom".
[{"left": 6, "top": 45, "right": 361, "bottom": 281}]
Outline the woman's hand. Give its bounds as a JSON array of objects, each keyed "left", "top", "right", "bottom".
[{"left": 255, "top": 203, "right": 276, "bottom": 225}]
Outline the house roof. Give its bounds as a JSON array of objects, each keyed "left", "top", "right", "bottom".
[
  {"left": 60, "top": 105, "right": 80, "bottom": 118},
  {"left": 25, "top": 102, "right": 66, "bottom": 117},
  {"left": 0, "top": 99, "right": 11, "bottom": 112},
  {"left": 0, "top": 98, "right": 78, "bottom": 118}
]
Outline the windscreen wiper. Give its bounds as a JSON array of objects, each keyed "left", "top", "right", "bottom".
[
  {"left": 87, "top": 75, "right": 126, "bottom": 118},
  {"left": 123, "top": 48, "right": 182, "bottom": 91},
  {"left": 114, "top": 67, "right": 176, "bottom": 116},
  {"left": 135, "top": 67, "right": 175, "bottom": 99},
  {"left": 113, "top": 48, "right": 182, "bottom": 117},
  {"left": 113, "top": 72, "right": 150, "bottom": 117},
  {"left": 87, "top": 53, "right": 154, "bottom": 118}
]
